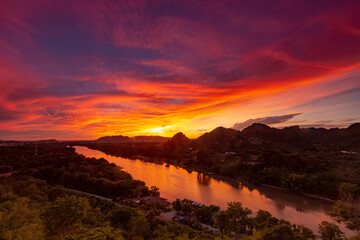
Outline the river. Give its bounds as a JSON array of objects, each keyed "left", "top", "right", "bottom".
[{"left": 74, "top": 146, "right": 352, "bottom": 236}]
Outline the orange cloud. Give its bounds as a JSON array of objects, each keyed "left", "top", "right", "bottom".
[{"left": 0, "top": 0, "right": 360, "bottom": 140}]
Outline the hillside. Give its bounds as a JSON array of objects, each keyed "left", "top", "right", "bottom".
[{"left": 241, "top": 123, "right": 360, "bottom": 147}]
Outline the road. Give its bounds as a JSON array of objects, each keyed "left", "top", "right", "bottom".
[
  {"left": 65, "top": 188, "right": 125, "bottom": 207},
  {"left": 64, "top": 188, "right": 146, "bottom": 215}
]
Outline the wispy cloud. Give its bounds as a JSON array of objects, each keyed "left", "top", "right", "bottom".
[
  {"left": 0, "top": 0, "right": 360, "bottom": 139},
  {"left": 296, "top": 87, "right": 360, "bottom": 109},
  {"left": 0, "top": 105, "right": 21, "bottom": 122},
  {"left": 232, "top": 113, "right": 302, "bottom": 130}
]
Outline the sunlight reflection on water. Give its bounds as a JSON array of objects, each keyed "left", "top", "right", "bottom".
[{"left": 74, "top": 146, "right": 352, "bottom": 237}]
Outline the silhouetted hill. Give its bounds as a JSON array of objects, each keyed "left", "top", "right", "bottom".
[
  {"left": 35, "top": 139, "right": 58, "bottom": 143},
  {"left": 348, "top": 123, "right": 360, "bottom": 133},
  {"left": 191, "top": 123, "right": 360, "bottom": 150},
  {"left": 131, "top": 136, "right": 169, "bottom": 143},
  {"left": 166, "top": 132, "right": 190, "bottom": 149},
  {"left": 240, "top": 123, "right": 360, "bottom": 147},
  {"left": 194, "top": 126, "right": 248, "bottom": 151},
  {"left": 242, "top": 124, "right": 303, "bottom": 146},
  {"left": 170, "top": 132, "right": 190, "bottom": 143},
  {"left": 96, "top": 135, "right": 169, "bottom": 143},
  {"left": 163, "top": 132, "right": 191, "bottom": 158},
  {"left": 347, "top": 123, "right": 360, "bottom": 145},
  {"left": 96, "top": 135, "right": 131, "bottom": 143},
  {"left": 95, "top": 123, "right": 360, "bottom": 148}
]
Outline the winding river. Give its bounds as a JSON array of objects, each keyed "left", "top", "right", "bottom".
[{"left": 74, "top": 146, "right": 352, "bottom": 236}]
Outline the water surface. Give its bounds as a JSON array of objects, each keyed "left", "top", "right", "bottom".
[{"left": 74, "top": 146, "right": 351, "bottom": 236}]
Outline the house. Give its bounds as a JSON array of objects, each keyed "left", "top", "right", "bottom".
[
  {"left": 141, "top": 196, "right": 170, "bottom": 207},
  {"left": 160, "top": 210, "right": 177, "bottom": 220}
]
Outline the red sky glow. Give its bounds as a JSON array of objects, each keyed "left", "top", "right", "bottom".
[{"left": 1, "top": 0, "right": 360, "bottom": 140}]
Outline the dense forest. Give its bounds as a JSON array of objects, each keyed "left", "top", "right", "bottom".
[
  {"left": 0, "top": 176, "right": 217, "bottom": 240},
  {"left": 0, "top": 143, "right": 359, "bottom": 239},
  {"left": 0, "top": 144, "right": 152, "bottom": 199},
  {"left": 0, "top": 144, "right": 214, "bottom": 239}
]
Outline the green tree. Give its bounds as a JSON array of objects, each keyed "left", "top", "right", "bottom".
[
  {"left": 47, "top": 185, "right": 66, "bottom": 201},
  {"left": 173, "top": 199, "right": 182, "bottom": 212},
  {"left": 149, "top": 186, "right": 160, "bottom": 196},
  {"left": 209, "top": 204, "right": 220, "bottom": 214},
  {"left": 293, "top": 225, "right": 316, "bottom": 240},
  {"left": 146, "top": 209, "right": 157, "bottom": 229},
  {"left": 128, "top": 216, "right": 151, "bottom": 240},
  {"left": 215, "top": 211, "right": 229, "bottom": 239},
  {"left": 318, "top": 221, "right": 345, "bottom": 240},
  {"left": 195, "top": 206, "right": 213, "bottom": 224},
  {"left": 253, "top": 210, "right": 277, "bottom": 230},
  {"left": 42, "top": 195, "right": 91, "bottom": 240},
  {"left": 282, "top": 173, "right": 306, "bottom": 193},
  {"left": 0, "top": 196, "right": 45, "bottom": 240},
  {"left": 226, "top": 202, "right": 252, "bottom": 239},
  {"left": 182, "top": 202, "right": 193, "bottom": 221},
  {"left": 331, "top": 196, "right": 360, "bottom": 233},
  {"left": 65, "top": 224, "right": 125, "bottom": 240},
  {"left": 108, "top": 207, "right": 136, "bottom": 228},
  {"left": 263, "top": 224, "right": 295, "bottom": 240},
  {"left": 338, "top": 182, "right": 358, "bottom": 198}
]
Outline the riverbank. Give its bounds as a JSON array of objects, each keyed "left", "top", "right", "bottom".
[
  {"left": 74, "top": 145, "right": 354, "bottom": 237},
  {"left": 260, "top": 184, "right": 337, "bottom": 204},
  {"left": 78, "top": 144, "right": 339, "bottom": 204}
]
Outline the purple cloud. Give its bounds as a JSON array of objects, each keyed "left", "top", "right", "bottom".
[{"left": 232, "top": 113, "right": 302, "bottom": 130}]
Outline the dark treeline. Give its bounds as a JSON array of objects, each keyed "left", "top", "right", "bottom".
[{"left": 0, "top": 143, "right": 152, "bottom": 199}]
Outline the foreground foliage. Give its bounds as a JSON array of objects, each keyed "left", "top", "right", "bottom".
[
  {"left": 0, "top": 177, "right": 215, "bottom": 240},
  {"left": 1, "top": 143, "right": 359, "bottom": 240}
]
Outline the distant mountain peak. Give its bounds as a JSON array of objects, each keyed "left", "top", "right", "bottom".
[
  {"left": 348, "top": 123, "right": 360, "bottom": 130},
  {"left": 212, "top": 126, "right": 243, "bottom": 133},
  {"left": 213, "top": 126, "right": 227, "bottom": 130},
  {"left": 249, "top": 123, "right": 271, "bottom": 128},
  {"left": 284, "top": 125, "right": 300, "bottom": 130},
  {"left": 96, "top": 135, "right": 130, "bottom": 143},
  {"left": 96, "top": 135, "right": 169, "bottom": 143},
  {"left": 242, "top": 123, "right": 271, "bottom": 133},
  {"left": 166, "top": 132, "right": 191, "bottom": 151},
  {"left": 209, "top": 126, "right": 230, "bottom": 134},
  {"left": 173, "top": 132, "right": 186, "bottom": 136},
  {"left": 171, "top": 132, "right": 190, "bottom": 141}
]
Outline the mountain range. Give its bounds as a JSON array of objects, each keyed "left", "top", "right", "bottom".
[
  {"left": 96, "top": 135, "right": 169, "bottom": 143},
  {"left": 96, "top": 123, "right": 360, "bottom": 150}
]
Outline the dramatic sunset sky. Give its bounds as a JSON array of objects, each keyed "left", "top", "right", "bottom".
[{"left": 1, "top": 0, "right": 360, "bottom": 140}]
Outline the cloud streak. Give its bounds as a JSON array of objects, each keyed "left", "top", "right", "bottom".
[
  {"left": 0, "top": 0, "right": 359, "bottom": 139},
  {"left": 232, "top": 113, "right": 302, "bottom": 130}
]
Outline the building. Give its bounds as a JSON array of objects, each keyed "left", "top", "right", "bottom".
[{"left": 141, "top": 196, "right": 170, "bottom": 207}]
